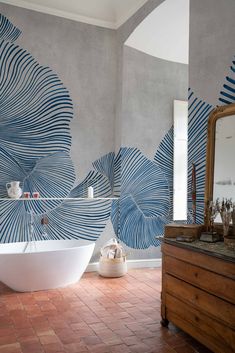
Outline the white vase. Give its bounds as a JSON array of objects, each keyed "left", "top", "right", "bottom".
[{"left": 6, "top": 181, "right": 23, "bottom": 199}]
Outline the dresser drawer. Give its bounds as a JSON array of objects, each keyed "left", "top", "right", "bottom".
[
  {"left": 166, "top": 294, "right": 235, "bottom": 353},
  {"left": 165, "top": 274, "right": 235, "bottom": 329},
  {"left": 162, "top": 242, "right": 235, "bottom": 279},
  {"left": 165, "top": 255, "right": 235, "bottom": 304}
]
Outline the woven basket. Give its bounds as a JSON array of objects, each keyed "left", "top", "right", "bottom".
[{"left": 98, "top": 255, "right": 127, "bottom": 278}]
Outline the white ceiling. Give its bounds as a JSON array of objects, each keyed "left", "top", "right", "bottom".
[
  {"left": 125, "top": 0, "right": 189, "bottom": 64},
  {"left": 0, "top": 0, "right": 149, "bottom": 29}
]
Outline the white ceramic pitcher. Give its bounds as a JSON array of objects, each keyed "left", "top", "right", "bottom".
[{"left": 6, "top": 181, "right": 23, "bottom": 199}]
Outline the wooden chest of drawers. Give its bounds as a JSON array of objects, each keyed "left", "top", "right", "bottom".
[{"left": 161, "top": 239, "right": 235, "bottom": 353}]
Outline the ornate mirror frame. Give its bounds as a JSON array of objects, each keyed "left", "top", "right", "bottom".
[{"left": 204, "top": 103, "right": 235, "bottom": 228}]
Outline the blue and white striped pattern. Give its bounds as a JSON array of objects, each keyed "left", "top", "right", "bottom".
[
  {"left": 113, "top": 149, "right": 121, "bottom": 197},
  {"left": 70, "top": 170, "right": 112, "bottom": 198},
  {"left": 219, "top": 58, "right": 235, "bottom": 104},
  {"left": 1, "top": 149, "right": 75, "bottom": 213},
  {"left": 111, "top": 147, "right": 169, "bottom": 249},
  {"left": 23, "top": 151, "right": 75, "bottom": 214},
  {"left": 0, "top": 146, "right": 26, "bottom": 198},
  {"left": 0, "top": 198, "right": 112, "bottom": 242},
  {"left": 0, "top": 200, "right": 31, "bottom": 243},
  {"left": 41, "top": 198, "right": 112, "bottom": 241},
  {"left": 92, "top": 152, "right": 115, "bottom": 192},
  {"left": 0, "top": 14, "right": 21, "bottom": 42},
  {"left": 120, "top": 148, "right": 169, "bottom": 217},
  {"left": 154, "top": 127, "right": 173, "bottom": 220},
  {"left": 2, "top": 13, "right": 233, "bottom": 248},
  {"left": 187, "top": 88, "right": 214, "bottom": 223},
  {"left": 0, "top": 40, "right": 73, "bottom": 171}
]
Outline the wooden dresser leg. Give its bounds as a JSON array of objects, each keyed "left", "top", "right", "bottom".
[{"left": 160, "top": 318, "right": 169, "bottom": 327}]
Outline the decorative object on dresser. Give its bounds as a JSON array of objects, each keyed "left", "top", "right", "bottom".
[
  {"left": 164, "top": 223, "right": 203, "bottom": 242},
  {"left": 217, "top": 198, "right": 232, "bottom": 237},
  {"left": 161, "top": 103, "right": 235, "bottom": 353},
  {"left": 200, "top": 199, "right": 220, "bottom": 242}
]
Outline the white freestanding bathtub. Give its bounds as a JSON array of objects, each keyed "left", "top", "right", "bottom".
[{"left": 0, "top": 240, "right": 95, "bottom": 292}]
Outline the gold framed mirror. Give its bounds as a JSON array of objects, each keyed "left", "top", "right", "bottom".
[{"left": 204, "top": 103, "right": 235, "bottom": 228}]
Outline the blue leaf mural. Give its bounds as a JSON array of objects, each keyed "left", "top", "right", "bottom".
[
  {"left": 111, "top": 147, "right": 170, "bottom": 249},
  {"left": 0, "top": 146, "right": 26, "bottom": 198},
  {"left": 113, "top": 149, "right": 121, "bottom": 197},
  {"left": 187, "top": 88, "right": 214, "bottom": 223},
  {"left": 1, "top": 13, "right": 234, "bottom": 250},
  {"left": 0, "top": 14, "right": 21, "bottom": 42},
  {"left": 70, "top": 171, "right": 111, "bottom": 198},
  {"left": 0, "top": 40, "right": 73, "bottom": 172},
  {"left": 37, "top": 198, "right": 112, "bottom": 241},
  {"left": 0, "top": 200, "right": 31, "bottom": 243},
  {"left": 92, "top": 152, "right": 115, "bottom": 192},
  {"left": 154, "top": 127, "right": 173, "bottom": 220},
  {"left": 23, "top": 151, "right": 76, "bottom": 214},
  {"left": 219, "top": 58, "right": 235, "bottom": 104},
  {"left": 0, "top": 198, "right": 112, "bottom": 243},
  {"left": 0, "top": 14, "right": 113, "bottom": 244}
]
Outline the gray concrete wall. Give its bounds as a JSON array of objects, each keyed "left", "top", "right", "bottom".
[
  {"left": 115, "top": 0, "right": 165, "bottom": 152},
  {"left": 187, "top": 0, "right": 235, "bottom": 224},
  {"left": 0, "top": 0, "right": 189, "bottom": 262},
  {"left": 121, "top": 46, "right": 188, "bottom": 160},
  {"left": 189, "top": 0, "right": 235, "bottom": 105},
  {"left": 114, "top": 0, "right": 188, "bottom": 260},
  {"left": 0, "top": 3, "right": 117, "bottom": 183}
]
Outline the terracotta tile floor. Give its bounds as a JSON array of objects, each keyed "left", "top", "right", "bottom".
[{"left": 0, "top": 268, "right": 212, "bottom": 353}]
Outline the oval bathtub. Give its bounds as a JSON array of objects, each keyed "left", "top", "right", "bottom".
[{"left": 0, "top": 240, "right": 95, "bottom": 292}]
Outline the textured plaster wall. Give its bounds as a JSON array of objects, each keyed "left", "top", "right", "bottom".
[
  {"left": 189, "top": 0, "right": 235, "bottom": 105},
  {"left": 115, "top": 0, "right": 165, "bottom": 152},
  {"left": 114, "top": 0, "right": 188, "bottom": 260},
  {"left": 0, "top": 0, "right": 189, "bottom": 262},
  {"left": 121, "top": 46, "right": 188, "bottom": 160},
  {"left": 187, "top": 0, "right": 235, "bottom": 224},
  {"left": 0, "top": 3, "right": 117, "bottom": 183}
]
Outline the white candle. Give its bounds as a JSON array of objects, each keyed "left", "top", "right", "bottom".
[{"left": 88, "top": 186, "right": 94, "bottom": 198}]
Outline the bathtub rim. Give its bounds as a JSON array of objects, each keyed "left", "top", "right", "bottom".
[{"left": 0, "top": 239, "right": 95, "bottom": 255}]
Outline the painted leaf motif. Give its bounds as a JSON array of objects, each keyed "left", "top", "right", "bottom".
[
  {"left": 111, "top": 147, "right": 170, "bottom": 249},
  {"left": 0, "top": 14, "right": 21, "bottom": 42},
  {"left": 70, "top": 170, "right": 111, "bottom": 198},
  {"left": 0, "top": 40, "right": 73, "bottom": 171},
  {"left": 120, "top": 148, "right": 169, "bottom": 217},
  {"left": 219, "top": 58, "right": 235, "bottom": 104},
  {"left": 92, "top": 152, "right": 115, "bottom": 192},
  {"left": 0, "top": 198, "right": 112, "bottom": 243},
  {"left": 0, "top": 200, "right": 30, "bottom": 242},
  {"left": 187, "top": 88, "right": 213, "bottom": 223},
  {"left": 0, "top": 146, "right": 26, "bottom": 198},
  {"left": 0, "top": 14, "right": 112, "bottom": 244},
  {"left": 118, "top": 195, "right": 167, "bottom": 248},
  {"left": 0, "top": 151, "right": 76, "bottom": 241},
  {"left": 154, "top": 127, "right": 173, "bottom": 220},
  {"left": 34, "top": 199, "right": 112, "bottom": 241},
  {"left": 112, "top": 149, "right": 121, "bottom": 197},
  {"left": 23, "top": 151, "right": 76, "bottom": 214}
]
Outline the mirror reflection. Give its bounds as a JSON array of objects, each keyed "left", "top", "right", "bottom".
[{"left": 214, "top": 114, "right": 235, "bottom": 201}]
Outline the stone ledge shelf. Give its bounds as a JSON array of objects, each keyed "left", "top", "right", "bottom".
[{"left": 0, "top": 197, "right": 118, "bottom": 201}]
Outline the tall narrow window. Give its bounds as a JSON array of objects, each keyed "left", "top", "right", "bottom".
[{"left": 173, "top": 100, "right": 188, "bottom": 220}]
